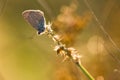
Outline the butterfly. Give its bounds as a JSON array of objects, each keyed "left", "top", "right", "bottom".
[{"left": 22, "top": 10, "right": 46, "bottom": 34}]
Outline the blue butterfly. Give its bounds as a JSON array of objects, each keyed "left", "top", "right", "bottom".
[{"left": 22, "top": 10, "right": 46, "bottom": 34}]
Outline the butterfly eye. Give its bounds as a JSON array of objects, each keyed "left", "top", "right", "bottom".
[{"left": 22, "top": 10, "right": 46, "bottom": 34}]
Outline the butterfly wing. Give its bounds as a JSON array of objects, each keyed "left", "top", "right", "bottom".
[{"left": 22, "top": 10, "right": 46, "bottom": 34}]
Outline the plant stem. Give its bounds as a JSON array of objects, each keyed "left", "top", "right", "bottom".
[
  {"left": 75, "top": 62, "right": 95, "bottom": 80},
  {"left": 46, "top": 26, "right": 95, "bottom": 80}
]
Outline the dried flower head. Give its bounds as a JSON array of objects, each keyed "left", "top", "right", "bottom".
[{"left": 54, "top": 45, "right": 65, "bottom": 55}]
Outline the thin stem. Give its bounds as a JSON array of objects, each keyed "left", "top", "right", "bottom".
[
  {"left": 76, "top": 62, "right": 95, "bottom": 80},
  {"left": 46, "top": 26, "right": 95, "bottom": 80}
]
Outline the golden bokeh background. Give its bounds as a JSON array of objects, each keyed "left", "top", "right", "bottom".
[{"left": 0, "top": 0, "right": 120, "bottom": 80}]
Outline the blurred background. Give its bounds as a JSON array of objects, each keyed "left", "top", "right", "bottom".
[{"left": 0, "top": 0, "right": 120, "bottom": 80}]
